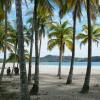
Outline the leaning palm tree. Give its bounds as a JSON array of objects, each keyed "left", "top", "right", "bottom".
[
  {"left": 15, "top": 0, "right": 30, "bottom": 99},
  {"left": 76, "top": 25, "right": 100, "bottom": 47},
  {"left": 48, "top": 21, "right": 73, "bottom": 79},
  {"left": 0, "top": 0, "right": 13, "bottom": 82}
]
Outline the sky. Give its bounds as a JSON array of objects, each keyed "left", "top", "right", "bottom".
[{"left": 0, "top": 1, "right": 100, "bottom": 58}]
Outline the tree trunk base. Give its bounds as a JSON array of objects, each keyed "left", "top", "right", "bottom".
[
  {"left": 57, "top": 74, "right": 62, "bottom": 79},
  {"left": 30, "top": 83, "right": 39, "bottom": 95},
  {"left": 28, "top": 78, "right": 31, "bottom": 84},
  {"left": 66, "top": 77, "right": 72, "bottom": 85},
  {"left": 80, "top": 84, "right": 89, "bottom": 94}
]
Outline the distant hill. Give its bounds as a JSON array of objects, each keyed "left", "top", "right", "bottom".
[{"left": 32, "top": 55, "right": 100, "bottom": 62}]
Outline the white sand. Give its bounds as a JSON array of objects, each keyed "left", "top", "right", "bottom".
[{"left": 0, "top": 63, "right": 100, "bottom": 100}]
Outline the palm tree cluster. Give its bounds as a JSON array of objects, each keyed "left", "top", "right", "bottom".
[{"left": 0, "top": 0, "right": 100, "bottom": 100}]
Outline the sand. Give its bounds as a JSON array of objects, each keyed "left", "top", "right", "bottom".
[{"left": 0, "top": 63, "right": 100, "bottom": 100}]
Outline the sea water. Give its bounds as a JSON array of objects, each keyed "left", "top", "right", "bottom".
[{"left": 0, "top": 62, "right": 100, "bottom": 75}]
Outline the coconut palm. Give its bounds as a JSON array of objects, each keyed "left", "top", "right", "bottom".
[
  {"left": 30, "top": 0, "right": 53, "bottom": 95},
  {"left": 55, "top": 0, "right": 100, "bottom": 84},
  {"left": 48, "top": 21, "right": 73, "bottom": 79},
  {"left": 0, "top": 0, "right": 13, "bottom": 82},
  {"left": 80, "top": 0, "right": 92, "bottom": 93},
  {"left": 53, "top": 0, "right": 83, "bottom": 84},
  {"left": 7, "top": 49, "right": 29, "bottom": 62},
  {"left": 29, "top": 0, "right": 39, "bottom": 95},
  {"left": 0, "top": 22, "right": 14, "bottom": 52},
  {"left": 0, "top": 23, "right": 14, "bottom": 81},
  {"left": 15, "top": 0, "right": 30, "bottom": 99},
  {"left": 26, "top": 7, "right": 52, "bottom": 83},
  {"left": 76, "top": 25, "right": 100, "bottom": 47}
]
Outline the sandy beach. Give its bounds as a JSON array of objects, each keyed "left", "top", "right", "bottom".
[{"left": 0, "top": 63, "right": 100, "bottom": 100}]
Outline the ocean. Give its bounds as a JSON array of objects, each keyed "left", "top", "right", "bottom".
[{"left": 0, "top": 62, "right": 100, "bottom": 75}]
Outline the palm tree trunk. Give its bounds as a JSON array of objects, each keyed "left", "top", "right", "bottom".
[
  {"left": 28, "top": 33, "right": 34, "bottom": 83},
  {"left": 15, "top": 0, "right": 30, "bottom": 100},
  {"left": 28, "top": 12, "right": 34, "bottom": 84},
  {"left": 11, "top": 41, "right": 17, "bottom": 75},
  {"left": 57, "top": 46, "right": 62, "bottom": 79},
  {"left": 66, "top": 4, "right": 77, "bottom": 84},
  {"left": 0, "top": 47, "right": 7, "bottom": 82},
  {"left": 30, "top": 0, "right": 39, "bottom": 95},
  {"left": 0, "top": 4, "right": 7, "bottom": 82},
  {"left": 38, "top": 35, "right": 42, "bottom": 58},
  {"left": 57, "top": 29, "right": 63, "bottom": 79},
  {"left": 81, "top": 0, "right": 92, "bottom": 93}
]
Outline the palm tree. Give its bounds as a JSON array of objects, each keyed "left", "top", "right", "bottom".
[
  {"left": 7, "top": 49, "right": 29, "bottom": 63},
  {"left": 26, "top": 13, "right": 34, "bottom": 83},
  {"left": 65, "top": 0, "right": 99, "bottom": 85},
  {"left": 53, "top": 0, "right": 83, "bottom": 84},
  {"left": 66, "top": 0, "right": 84, "bottom": 84},
  {"left": 77, "top": 0, "right": 100, "bottom": 93},
  {"left": 76, "top": 25, "right": 100, "bottom": 47},
  {"left": 15, "top": 0, "right": 30, "bottom": 99},
  {"left": 0, "top": 23, "right": 14, "bottom": 80},
  {"left": 26, "top": 7, "right": 52, "bottom": 83},
  {"left": 0, "top": 0, "right": 13, "bottom": 82},
  {"left": 0, "top": 22, "right": 14, "bottom": 53},
  {"left": 81, "top": 0, "right": 93, "bottom": 93},
  {"left": 30, "top": 0, "right": 53, "bottom": 95},
  {"left": 30, "top": 0, "right": 39, "bottom": 95},
  {"left": 48, "top": 21, "right": 73, "bottom": 79}
]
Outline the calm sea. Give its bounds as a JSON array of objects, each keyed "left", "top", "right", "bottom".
[
  {"left": 32, "top": 62, "right": 100, "bottom": 67},
  {"left": 0, "top": 62, "right": 100, "bottom": 74}
]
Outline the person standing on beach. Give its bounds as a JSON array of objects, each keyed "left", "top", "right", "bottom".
[
  {"left": 14, "top": 66, "right": 19, "bottom": 75},
  {"left": 7, "top": 67, "right": 11, "bottom": 76}
]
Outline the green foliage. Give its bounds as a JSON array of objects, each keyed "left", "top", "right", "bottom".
[
  {"left": 76, "top": 25, "right": 100, "bottom": 48},
  {"left": 0, "top": 22, "right": 15, "bottom": 52},
  {"left": 48, "top": 20, "right": 73, "bottom": 52}
]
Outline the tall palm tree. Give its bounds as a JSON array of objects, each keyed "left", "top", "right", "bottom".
[
  {"left": 15, "top": 0, "right": 30, "bottom": 99},
  {"left": 27, "top": 13, "right": 34, "bottom": 84},
  {"left": 30, "top": 0, "right": 53, "bottom": 95},
  {"left": 80, "top": 0, "right": 100, "bottom": 93},
  {"left": 0, "top": 0, "right": 13, "bottom": 82},
  {"left": 53, "top": 0, "right": 83, "bottom": 84},
  {"left": 48, "top": 21, "right": 73, "bottom": 79},
  {"left": 30, "top": 0, "right": 39, "bottom": 95},
  {"left": 81, "top": 0, "right": 92, "bottom": 93},
  {"left": 65, "top": 0, "right": 99, "bottom": 85},
  {"left": 66, "top": 0, "right": 84, "bottom": 84},
  {"left": 76, "top": 25, "right": 100, "bottom": 47},
  {"left": 26, "top": 7, "right": 52, "bottom": 83}
]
